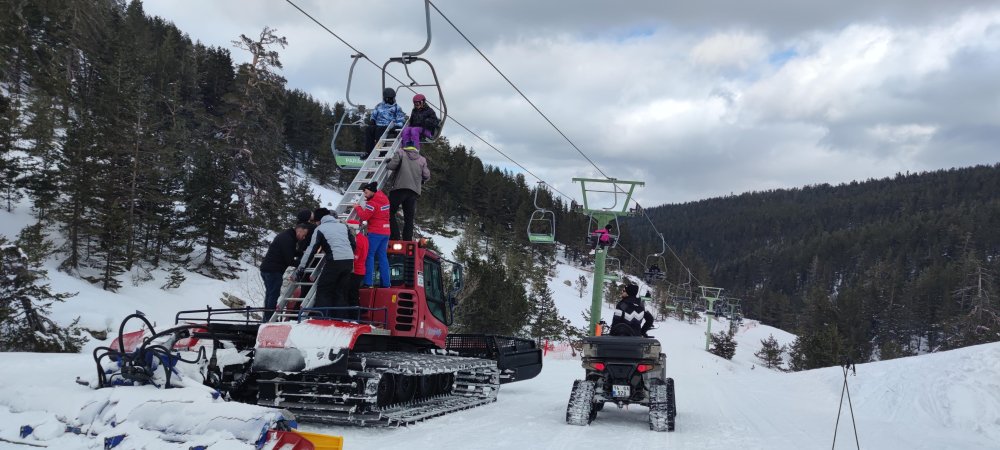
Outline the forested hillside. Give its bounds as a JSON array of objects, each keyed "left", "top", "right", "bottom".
[
  {"left": 620, "top": 165, "right": 1000, "bottom": 367},
  {"left": 3, "top": 0, "right": 997, "bottom": 366},
  {"left": 0, "top": 0, "right": 587, "bottom": 350}
]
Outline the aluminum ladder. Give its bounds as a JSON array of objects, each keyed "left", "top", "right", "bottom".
[{"left": 269, "top": 123, "right": 407, "bottom": 322}]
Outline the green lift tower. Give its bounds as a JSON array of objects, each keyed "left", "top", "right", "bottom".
[{"left": 573, "top": 177, "right": 644, "bottom": 336}]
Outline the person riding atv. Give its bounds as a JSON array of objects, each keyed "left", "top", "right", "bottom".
[
  {"left": 567, "top": 284, "right": 676, "bottom": 432},
  {"left": 610, "top": 284, "right": 655, "bottom": 337}
]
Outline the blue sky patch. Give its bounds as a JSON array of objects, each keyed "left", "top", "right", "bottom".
[{"left": 769, "top": 47, "right": 798, "bottom": 66}]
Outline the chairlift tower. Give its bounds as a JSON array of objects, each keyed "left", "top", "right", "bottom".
[
  {"left": 573, "top": 177, "right": 644, "bottom": 336},
  {"left": 700, "top": 286, "right": 724, "bottom": 351}
]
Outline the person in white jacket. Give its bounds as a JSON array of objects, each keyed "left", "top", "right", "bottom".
[{"left": 295, "top": 208, "right": 357, "bottom": 319}]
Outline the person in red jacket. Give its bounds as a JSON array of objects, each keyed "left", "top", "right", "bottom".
[
  {"left": 353, "top": 182, "right": 391, "bottom": 287},
  {"left": 345, "top": 220, "right": 368, "bottom": 315}
]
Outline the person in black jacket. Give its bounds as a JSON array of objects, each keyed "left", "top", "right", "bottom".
[
  {"left": 610, "top": 284, "right": 655, "bottom": 337},
  {"left": 260, "top": 223, "right": 310, "bottom": 321},
  {"left": 400, "top": 93, "right": 439, "bottom": 149}
]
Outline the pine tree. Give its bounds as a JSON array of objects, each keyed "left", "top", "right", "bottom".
[
  {"left": 180, "top": 45, "right": 243, "bottom": 279},
  {"left": 754, "top": 334, "right": 785, "bottom": 369},
  {"left": 709, "top": 329, "right": 737, "bottom": 360},
  {"left": 451, "top": 228, "right": 531, "bottom": 335},
  {"left": 786, "top": 324, "right": 844, "bottom": 371},
  {"left": 0, "top": 235, "right": 85, "bottom": 352},
  {"left": 787, "top": 336, "right": 808, "bottom": 371},
  {"left": 228, "top": 27, "right": 289, "bottom": 239},
  {"left": 942, "top": 239, "right": 1000, "bottom": 349},
  {"left": 575, "top": 275, "right": 588, "bottom": 298},
  {"left": 528, "top": 282, "right": 570, "bottom": 344},
  {"left": 0, "top": 92, "right": 24, "bottom": 212},
  {"left": 19, "top": 91, "right": 61, "bottom": 217}
]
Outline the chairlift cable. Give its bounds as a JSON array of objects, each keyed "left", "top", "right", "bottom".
[
  {"left": 285, "top": 0, "right": 665, "bottom": 276},
  {"left": 429, "top": 1, "right": 611, "bottom": 180},
  {"left": 284, "top": 0, "right": 578, "bottom": 204},
  {"left": 428, "top": 1, "right": 704, "bottom": 287}
]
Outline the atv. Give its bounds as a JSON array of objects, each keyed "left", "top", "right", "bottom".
[{"left": 566, "top": 335, "right": 676, "bottom": 432}]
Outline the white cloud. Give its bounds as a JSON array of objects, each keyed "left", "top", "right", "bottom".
[
  {"left": 140, "top": 0, "right": 1000, "bottom": 205},
  {"left": 690, "top": 31, "right": 769, "bottom": 70}
]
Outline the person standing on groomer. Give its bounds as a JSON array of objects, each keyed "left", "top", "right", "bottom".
[{"left": 295, "top": 208, "right": 356, "bottom": 319}]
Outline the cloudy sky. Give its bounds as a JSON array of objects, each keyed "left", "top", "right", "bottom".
[{"left": 142, "top": 0, "right": 1000, "bottom": 207}]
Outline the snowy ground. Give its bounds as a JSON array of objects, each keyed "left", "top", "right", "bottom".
[
  {"left": 301, "top": 317, "right": 1000, "bottom": 450},
  {"left": 3, "top": 200, "right": 1000, "bottom": 449}
]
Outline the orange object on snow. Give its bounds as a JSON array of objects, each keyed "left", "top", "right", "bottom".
[{"left": 266, "top": 430, "right": 343, "bottom": 450}]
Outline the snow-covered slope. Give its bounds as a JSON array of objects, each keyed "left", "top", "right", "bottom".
[{"left": 3, "top": 201, "right": 999, "bottom": 449}]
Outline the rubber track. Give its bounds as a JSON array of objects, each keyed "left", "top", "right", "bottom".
[
  {"left": 648, "top": 377, "right": 676, "bottom": 432},
  {"left": 566, "top": 379, "right": 596, "bottom": 426},
  {"left": 259, "top": 351, "right": 499, "bottom": 427}
]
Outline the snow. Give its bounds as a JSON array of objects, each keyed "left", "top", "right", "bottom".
[
  {"left": 256, "top": 321, "right": 362, "bottom": 371},
  {"left": 3, "top": 194, "right": 1000, "bottom": 449}
]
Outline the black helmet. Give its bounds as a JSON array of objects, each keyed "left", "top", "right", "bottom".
[{"left": 382, "top": 87, "right": 396, "bottom": 99}]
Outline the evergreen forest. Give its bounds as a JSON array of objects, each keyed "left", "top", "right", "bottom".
[
  {"left": 2, "top": 0, "right": 998, "bottom": 366},
  {"left": 619, "top": 165, "right": 1000, "bottom": 367}
]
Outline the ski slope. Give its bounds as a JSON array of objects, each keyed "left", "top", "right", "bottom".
[{"left": 3, "top": 201, "right": 1000, "bottom": 449}]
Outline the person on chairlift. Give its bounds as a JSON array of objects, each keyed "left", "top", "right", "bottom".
[
  {"left": 365, "top": 87, "right": 406, "bottom": 159},
  {"left": 592, "top": 223, "right": 614, "bottom": 248},
  {"left": 400, "top": 93, "right": 439, "bottom": 150}
]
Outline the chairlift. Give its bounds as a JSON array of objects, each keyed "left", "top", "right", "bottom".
[
  {"left": 605, "top": 256, "right": 622, "bottom": 282},
  {"left": 527, "top": 182, "right": 556, "bottom": 244},
  {"left": 382, "top": 0, "right": 447, "bottom": 141},
  {"left": 711, "top": 297, "right": 729, "bottom": 317},
  {"left": 586, "top": 214, "right": 620, "bottom": 249},
  {"left": 331, "top": 53, "right": 370, "bottom": 170},
  {"left": 726, "top": 298, "right": 743, "bottom": 322},
  {"left": 644, "top": 234, "right": 668, "bottom": 282}
]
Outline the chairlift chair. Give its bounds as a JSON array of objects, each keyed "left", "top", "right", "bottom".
[
  {"left": 605, "top": 256, "right": 622, "bottom": 282},
  {"left": 331, "top": 106, "right": 368, "bottom": 170},
  {"left": 527, "top": 182, "right": 556, "bottom": 244},
  {"left": 332, "top": 53, "right": 372, "bottom": 170},
  {"left": 727, "top": 298, "right": 743, "bottom": 322},
  {"left": 381, "top": 0, "right": 447, "bottom": 142},
  {"left": 586, "top": 214, "right": 620, "bottom": 249},
  {"left": 644, "top": 255, "right": 667, "bottom": 283},
  {"left": 644, "top": 234, "right": 668, "bottom": 281}
]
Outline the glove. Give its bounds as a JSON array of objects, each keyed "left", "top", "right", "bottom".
[{"left": 295, "top": 268, "right": 305, "bottom": 281}]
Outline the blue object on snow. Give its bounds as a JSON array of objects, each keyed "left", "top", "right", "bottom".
[
  {"left": 19, "top": 425, "right": 33, "bottom": 438},
  {"left": 104, "top": 434, "right": 126, "bottom": 449},
  {"left": 211, "top": 390, "right": 221, "bottom": 400},
  {"left": 254, "top": 425, "right": 269, "bottom": 450},
  {"left": 65, "top": 425, "right": 83, "bottom": 435},
  {"left": 189, "top": 446, "right": 208, "bottom": 450}
]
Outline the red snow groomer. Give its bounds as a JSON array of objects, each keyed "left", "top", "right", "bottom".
[{"left": 175, "top": 240, "right": 542, "bottom": 427}]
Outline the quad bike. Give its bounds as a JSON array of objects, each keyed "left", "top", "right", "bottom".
[{"left": 566, "top": 335, "right": 676, "bottom": 432}]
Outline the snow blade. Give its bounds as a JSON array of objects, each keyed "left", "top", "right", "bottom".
[{"left": 446, "top": 334, "right": 543, "bottom": 384}]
